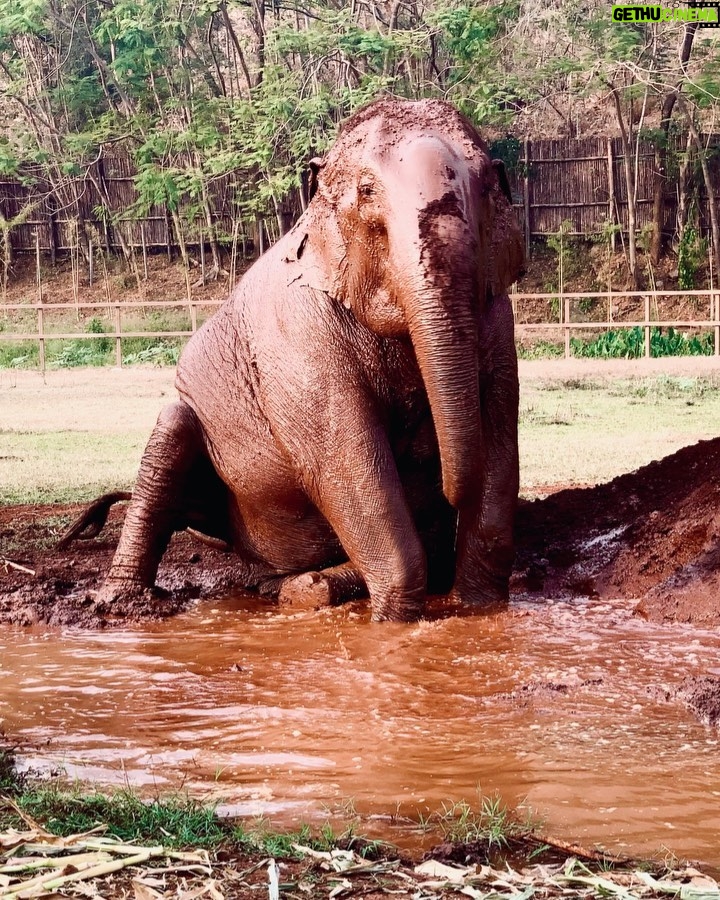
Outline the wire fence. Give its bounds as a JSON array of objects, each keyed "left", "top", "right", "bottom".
[{"left": 1, "top": 290, "right": 720, "bottom": 371}]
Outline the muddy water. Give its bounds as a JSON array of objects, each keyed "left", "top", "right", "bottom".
[{"left": 2, "top": 594, "right": 720, "bottom": 863}]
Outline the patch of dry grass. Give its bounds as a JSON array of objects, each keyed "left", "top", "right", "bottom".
[
  {"left": 519, "top": 372, "right": 720, "bottom": 496},
  {"left": 0, "top": 369, "right": 175, "bottom": 505},
  {"left": 4, "top": 364, "right": 720, "bottom": 505}
]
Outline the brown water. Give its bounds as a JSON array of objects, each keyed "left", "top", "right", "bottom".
[{"left": 2, "top": 594, "right": 720, "bottom": 863}]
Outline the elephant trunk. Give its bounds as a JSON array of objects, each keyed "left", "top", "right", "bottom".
[
  {"left": 379, "top": 154, "right": 487, "bottom": 510},
  {"left": 407, "top": 296, "right": 481, "bottom": 509}
]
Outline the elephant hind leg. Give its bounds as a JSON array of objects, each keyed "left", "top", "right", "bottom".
[
  {"left": 100, "top": 401, "right": 209, "bottom": 601},
  {"left": 277, "top": 563, "right": 368, "bottom": 610}
]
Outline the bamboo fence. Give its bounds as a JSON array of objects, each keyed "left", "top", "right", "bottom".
[{"left": 1, "top": 135, "right": 719, "bottom": 258}]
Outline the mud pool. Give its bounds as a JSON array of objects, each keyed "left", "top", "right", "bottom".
[{"left": 1, "top": 593, "right": 719, "bottom": 864}]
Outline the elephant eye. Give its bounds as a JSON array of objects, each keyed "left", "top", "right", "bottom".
[{"left": 358, "top": 182, "right": 375, "bottom": 199}]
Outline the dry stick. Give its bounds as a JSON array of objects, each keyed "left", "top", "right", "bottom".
[
  {"left": 229, "top": 218, "right": 239, "bottom": 287},
  {"left": 7, "top": 846, "right": 166, "bottom": 897},
  {"left": 171, "top": 210, "right": 192, "bottom": 303},
  {"left": 0, "top": 852, "right": 113, "bottom": 874},
  {"left": 0, "top": 558, "right": 35, "bottom": 575},
  {"left": 101, "top": 248, "right": 111, "bottom": 310},
  {"left": 532, "top": 833, "right": 635, "bottom": 866},
  {"left": 678, "top": 95, "right": 720, "bottom": 283},
  {"left": 141, "top": 222, "right": 148, "bottom": 281},
  {"left": 34, "top": 230, "right": 41, "bottom": 305}
]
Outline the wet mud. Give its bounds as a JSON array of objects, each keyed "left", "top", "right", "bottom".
[
  {"left": 0, "top": 502, "right": 234, "bottom": 627},
  {"left": 515, "top": 434, "right": 720, "bottom": 625},
  {"left": 4, "top": 434, "right": 720, "bottom": 627},
  {"left": 3, "top": 592, "right": 720, "bottom": 863}
]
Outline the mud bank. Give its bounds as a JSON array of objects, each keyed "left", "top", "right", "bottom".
[
  {"left": 515, "top": 434, "right": 720, "bottom": 625},
  {"left": 0, "top": 502, "right": 233, "bottom": 627},
  {"left": 3, "top": 434, "right": 720, "bottom": 628}
]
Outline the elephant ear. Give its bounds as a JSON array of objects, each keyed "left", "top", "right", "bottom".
[
  {"left": 492, "top": 159, "right": 513, "bottom": 204},
  {"left": 488, "top": 159, "right": 525, "bottom": 296},
  {"left": 307, "top": 156, "right": 326, "bottom": 203},
  {"left": 283, "top": 208, "right": 340, "bottom": 297}
]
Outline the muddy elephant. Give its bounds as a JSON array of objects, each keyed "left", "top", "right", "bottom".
[{"left": 95, "top": 98, "right": 524, "bottom": 621}]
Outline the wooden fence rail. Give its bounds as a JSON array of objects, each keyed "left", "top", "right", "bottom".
[
  {"left": 511, "top": 289, "right": 720, "bottom": 359},
  {"left": 2, "top": 291, "right": 720, "bottom": 369}
]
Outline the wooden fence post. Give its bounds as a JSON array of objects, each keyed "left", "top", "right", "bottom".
[
  {"left": 140, "top": 223, "right": 148, "bottom": 280},
  {"left": 607, "top": 138, "right": 616, "bottom": 253},
  {"left": 644, "top": 294, "right": 651, "bottom": 358},
  {"left": 191, "top": 302, "right": 198, "bottom": 332},
  {"left": 564, "top": 297, "right": 570, "bottom": 358},
  {"left": 37, "top": 297, "right": 45, "bottom": 374},
  {"left": 114, "top": 303, "right": 122, "bottom": 367},
  {"left": 523, "top": 138, "right": 531, "bottom": 260}
]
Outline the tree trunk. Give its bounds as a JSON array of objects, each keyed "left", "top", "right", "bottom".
[
  {"left": 680, "top": 99, "right": 720, "bottom": 283},
  {"left": 650, "top": 23, "right": 697, "bottom": 263},
  {"left": 609, "top": 82, "right": 640, "bottom": 288}
]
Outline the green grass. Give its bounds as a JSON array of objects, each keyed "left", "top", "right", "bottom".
[
  {"left": 421, "top": 794, "right": 533, "bottom": 849},
  {"left": 0, "top": 779, "right": 387, "bottom": 860},
  {"left": 517, "top": 339, "right": 565, "bottom": 360},
  {"left": 0, "top": 430, "right": 148, "bottom": 505},
  {"left": 17, "top": 786, "right": 227, "bottom": 848},
  {"left": 4, "top": 369, "right": 720, "bottom": 505},
  {"left": 519, "top": 374, "right": 720, "bottom": 492},
  {"left": 0, "top": 310, "right": 194, "bottom": 369}
]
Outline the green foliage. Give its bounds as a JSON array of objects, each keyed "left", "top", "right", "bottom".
[
  {"left": 420, "top": 792, "right": 533, "bottom": 848},
  {"left": 50, "top": 320, "right": 114, "bottom": 368},
  {"left": 86, "top": 317, "right": 111, "bottom": 353},
  {"left": 571, "top": 327, "right": 713, "bottom": 359},
  {"left": 677, "top": 225, "right": 707, "bottom": 290},
  {"left": 0, "top": 340, "right": 39, "bottom": 368},
  {"left": 0, "top": 739, "right": 22, "bottom": 797},
  {"left": 52, "top": 343, "right": 108, "bottom": 368},
  {"left": 489, "top": 136, "right": 522, "bottom": 176},
  {"left": 546, "top": 222, "right": 583, "bottom": 295},
  {"left": 122, "top": 339, "right": 181, "bottom": 365},
  {"left": 0, "top": 0, "right": 716, "bottom": 262},
  {"left": 517, "top": 340, "right": 564, "bottom": 360}
]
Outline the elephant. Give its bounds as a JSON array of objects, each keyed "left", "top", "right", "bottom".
[{"left": 90, "top": 98, "right": 525, "bottom": 622}]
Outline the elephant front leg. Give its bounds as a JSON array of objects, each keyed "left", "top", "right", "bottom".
[
  {"left": 296, "top": 417, "right": 427, "bottom": 622},
  {"left": 98, "top": 401, "right": 206, "bottom": 604}
]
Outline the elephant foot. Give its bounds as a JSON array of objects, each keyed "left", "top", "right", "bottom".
[
  {"left": 370, "top": 592, "right": 425, "bottom": 623},
  {"left": 278, "top": 564, "right": 368, "bottom": 610},
  {"left": 451, "top": 564, "right": 510, "bottom": 608},
  {"left": 92, "top": 578, "right": 170, "bottom": 618}
]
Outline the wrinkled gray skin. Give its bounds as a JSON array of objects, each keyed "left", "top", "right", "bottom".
[{"left": 99, "top": 99, "right": 525, "bottom": 622}]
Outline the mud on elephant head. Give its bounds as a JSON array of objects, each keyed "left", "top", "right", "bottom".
[{"left": 77, "top": 98, "right": 525, "bottom": 622}]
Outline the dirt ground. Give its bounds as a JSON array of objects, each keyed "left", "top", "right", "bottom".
[{"left": 2, "top": 805, "right": 705, "bottom": 900}]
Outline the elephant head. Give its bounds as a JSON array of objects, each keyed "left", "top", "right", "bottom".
[{"left": 289, "top": 99, "right": 524, "bottom": 509}]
